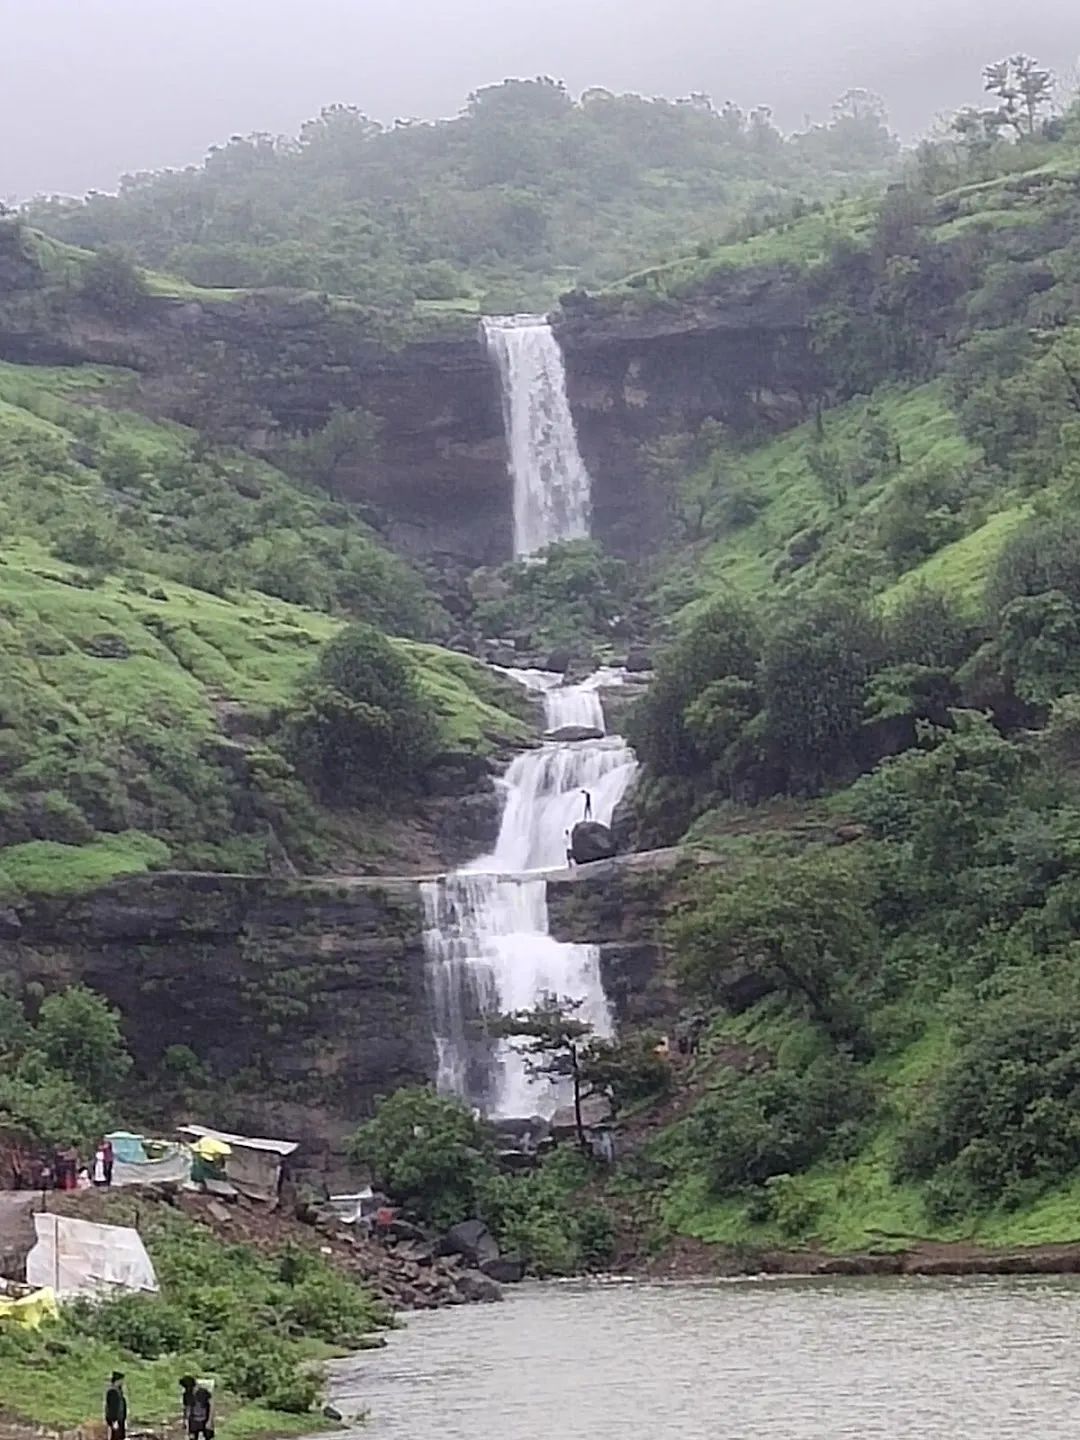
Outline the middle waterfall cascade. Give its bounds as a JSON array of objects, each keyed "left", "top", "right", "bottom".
[
  {"left": 482, "top": 315, "right": 591, "bottom": 558},
  {"left": 424, "top": 312, "right": 636, "bottom": 1118},
  {"left": 423, "top": 671, "right": 637, "bottom": 1118}
]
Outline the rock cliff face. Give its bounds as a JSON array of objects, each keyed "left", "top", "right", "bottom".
[
  {"left": 0, "top": 241, "right": 824, "bottom": 567},
  {"left": 1, "top": 872, "right": 432, "bottom": 1162},
  {"left": 0, "top": 851, "right": 703, "bottom": 1163},
  {"left": 555, "top": 273, "right": 821, "bottom": 558}
]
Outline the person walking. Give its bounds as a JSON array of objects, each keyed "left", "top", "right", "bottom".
[
  {"left": 179, "top": 1376, "right": 197, "bottom": 1430},
  {"left": 92, "top": 1146, "right": 107, "bottom": 1188},
  {"left": 101, "top": 1136, "right": 115, "bottom": 1187},
  {"left": 188, "top": 1382, "right": 214, "bottom": 1440},
  {"left": 581, "top": 789, "right": 592, "bottom": 820},
  {"left": 105, "top": 1372, "right": 127, "bottom": 1440}
]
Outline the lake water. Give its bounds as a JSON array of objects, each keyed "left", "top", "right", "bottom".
[{"left": 329, "top": 1275, "right": 1080, "bottom": 1439}]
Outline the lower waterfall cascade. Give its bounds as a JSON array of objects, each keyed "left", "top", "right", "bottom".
[{"left": 423, "top": 668, "right": 637, "bottom": 1118}]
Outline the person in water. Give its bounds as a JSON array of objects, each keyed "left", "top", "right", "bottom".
[{"left": 581, "top": 789, "right": 592, "bottom": 820}]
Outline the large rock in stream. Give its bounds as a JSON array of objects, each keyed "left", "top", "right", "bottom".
[{"left": 571, "top": 821, "right": 618, "bottom": 864}]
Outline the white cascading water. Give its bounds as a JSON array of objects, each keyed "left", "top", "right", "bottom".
[
  {"left": 482, "top": 315, "right": 591, "bottom": 558},
  {"left": 424, "top": 316, "right": 637, "bottom": 1118}
]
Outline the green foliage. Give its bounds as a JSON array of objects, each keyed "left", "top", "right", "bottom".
[
  {"left": 471, "top": 540, "right": 630, "bottom": 660},
  {"left": 0, "top": 982, "right": 133, "bottom": 1147},
  {"left": 28, "top": 83, "right": 898, "bottom": 310},
  {"left": 668, "top": 1052, "right": 872, "bottom": 1198},
  {"left": 285, "top": 623, "right": 439, "bottom": 806},
  {"left": 672, "top": 850, "right": 876, "bottom": 1049},
  {"left": 349, "top": 1086, "right": 495, "bottom": 1229},
  {"left": 60, "top": 1205, "right": 385, "bottom": 1420},
  {"left": 35, "top": 985, "right": 132, "bottom": 1099},
  {"left": 627, "top": 595, "right": 760, "bottom": 779},
  {"left": 78, "top": 247, "right": 149, "bottom": 318},
  {"left": 898, "top": 1002, "right": 1080, "bottom": 1216}
]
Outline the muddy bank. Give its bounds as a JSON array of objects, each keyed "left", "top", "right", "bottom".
[{"left": 629, "top": 1233, "right": 1080, "bottom": 1281}]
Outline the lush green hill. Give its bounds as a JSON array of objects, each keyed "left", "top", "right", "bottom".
[
  {"left": 613, "top": 93, "right": 1080, "bottom": 1259},
  {"left": 24, "top": 80, "right": 896, "bottom": 316},
  {"left": 0, "top": 360, "right": 528, "bottom": 894}
]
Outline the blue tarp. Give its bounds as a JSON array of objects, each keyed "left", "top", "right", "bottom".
[{"left": 107, "top": 1132, "right": 148, "bottom": 1164}]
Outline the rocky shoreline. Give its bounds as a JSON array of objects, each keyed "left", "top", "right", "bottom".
[{"left": 630, "top": 1234, "right": 1080, "bottom": 1281}]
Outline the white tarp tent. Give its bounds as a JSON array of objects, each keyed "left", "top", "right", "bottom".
[
  {"left": 177, "top": 1125, "right": 298, "bottom": 1203},
  {"left": 112, "top": 1148, "right": 193, "bottom": 1189},
  {"left": 26, "top": 1213, "right": 158, "bottom": 1299}
]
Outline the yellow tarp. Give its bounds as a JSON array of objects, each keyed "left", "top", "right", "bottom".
[{"left": 0, "top": 1286, "right": 59, "bottom": 1328}]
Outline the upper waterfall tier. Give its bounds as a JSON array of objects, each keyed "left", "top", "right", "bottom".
[{"left": 482, "top": 315, "right": 592, "bottom": 558}]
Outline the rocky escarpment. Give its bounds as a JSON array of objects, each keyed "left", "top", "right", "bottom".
[
  {"left": 1, "top": 227, "right": 825, "bottom": 568},
  {"left": 555, "top": 271, "right": 822, "bottom": 558},
  {"left": 0, "top": 851, "right": 705, "bottom": 1168},
  {"left": 0, "top": 871, "right": 431, "bottom": 1171}
]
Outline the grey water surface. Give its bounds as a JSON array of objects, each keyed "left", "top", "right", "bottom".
[{"left": 329, "top": 1275, "right": 1080, "bottom": 1440}]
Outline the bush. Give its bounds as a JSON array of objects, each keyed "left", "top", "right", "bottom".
[
  {"left": 285, "top": 625, "right": 439, "bottom": 806},
  {"left": 897, "top": 1003, "right": 1080, "bottom": 1216},
  {"left": 79, "top": 247, "right": 149, "bottom": 318},
  {"left": 682, "top": 1054, "right": 873, "bottom": 1197},
  {"left": 348, "top": 1087, "right": 496, "bottom": 1229}
]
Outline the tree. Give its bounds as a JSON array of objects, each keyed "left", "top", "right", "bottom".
[
  {"left": 983, "top": 55, "right": 1055, "bottom": 138},
  {"left": 79, "top": 247, "right": 149, "bottom": 318},
  {"left": 285, "top": 624, "right": 439, "bottom": 806},
  {"left": 672, "top": 851, "right": 876, "bottom": 1050},
  {"left": 348, "top": 1087, "right": 495, "bottom": 1229},
  {"left": 35, "top": 984, "right": 132, "bottom": 1100},
  {"left": 280, "top": 407, "right": 380, "bottom": 500},
  {"left": 494, "top": 997, "right": 595, "bottom": 1150}
]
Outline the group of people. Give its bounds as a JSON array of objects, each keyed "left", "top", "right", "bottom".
[
  {"left": 26, "top": 1137, "right": 115, "bottom": 1192},
  {"left": 105, "top": 1371, "right": 214, "bottom": 1440}
]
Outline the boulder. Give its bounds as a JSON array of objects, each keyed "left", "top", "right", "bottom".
[
  {"left": 455, "top": 1268, "right": 504, "bottom": 1303},
  {"left": 544, "top": 725, "right": 604, "bottom": 743},
  {"left": 481, "top": 1257, "right": 526, "bottom": 1283},
  {"left": 571, "top": 821, "right": 617, "bottom": 865},
  {"left": 546, "top": 648, "right": 573, "bottom": 674},
  {"left": 624, "top": 646, "right": 653, "bottom": 673},
  {"left": 439, "top": 1218, "right": 500, "bottom": 1267}
]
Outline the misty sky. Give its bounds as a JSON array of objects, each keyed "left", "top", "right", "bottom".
[{"left": 4, "top": 0, "right": 1078, "bottom": 200}]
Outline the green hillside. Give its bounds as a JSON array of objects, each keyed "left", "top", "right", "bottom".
[
  {"left": 0, "top": 362, "right": 527, "bottom": 893},
  {"left": 613, "top": 86, "right": 1080, "bottom": 1258}
]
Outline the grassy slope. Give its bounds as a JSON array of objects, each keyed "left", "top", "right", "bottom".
[
  {"left": 656, "top": 382, "right": 1015, "bottom": 623},
  {"left": 637, "top": 142, "right": 1080, "bottom": 1256},
  {"left": 0, "top": 362, "right": 527, "bottom": 893}
]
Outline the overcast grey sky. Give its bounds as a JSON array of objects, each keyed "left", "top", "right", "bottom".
[{"left": 3, "top": 0, "right": 1077, "bottom": 200}]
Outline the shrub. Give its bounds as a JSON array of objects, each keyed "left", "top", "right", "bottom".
[
  {"left": 348, "top": 1087, "right": 495, "bottom": 1229},
  {"left": 285, "top": 625, "right": 439, "bottom": 806}
]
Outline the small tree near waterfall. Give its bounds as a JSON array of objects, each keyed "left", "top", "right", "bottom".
[{"left": 494, "top": 996, "right": 595, "bottom": 1151}]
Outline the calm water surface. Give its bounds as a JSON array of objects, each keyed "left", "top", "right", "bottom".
[{"left": 330, "top": 1276, "right": 1080, "bottom": 1439}]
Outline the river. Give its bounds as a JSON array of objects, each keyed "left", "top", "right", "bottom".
[{"left": 329, "top": 1276, "right": 1080, "bottom": 1438}]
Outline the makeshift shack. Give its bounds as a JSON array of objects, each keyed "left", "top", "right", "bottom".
[
  {"left": 107, "top": 1131, "right": 193, "bottom": 1188},
  {"left": 177, "top": 1125, "right": 298, "bottom": 1203},
  {"left": 26, "top": 1213, "right": 158, "bottom": 1299}
]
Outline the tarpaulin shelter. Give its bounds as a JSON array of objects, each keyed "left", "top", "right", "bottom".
[
  {"left": 177, "top": 1125, "right": 298, "bottom": 1203},
  {"left": 112, "top": 1146, "right": 192, "bottom": 1189},
  {"left": 26, "top": 1214, "right": 158, "bottom": 1299}
]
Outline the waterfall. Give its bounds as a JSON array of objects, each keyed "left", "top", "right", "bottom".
[
  {"left": 422, "top": 316, "right": 636, "bottom": 1119},
  {"left": 422, "top": 674, "right": 636, "bottom": 1118},
  {"left": 482, "top": 315, "right": 591, "bottom": 557}
]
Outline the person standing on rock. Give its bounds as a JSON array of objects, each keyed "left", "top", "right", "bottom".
[
  {"left": 581, "top": 789, "right": 592, "bottom": 820},
  {"left": 105, "top": 1372, "right": 127, "bottom": 1440}
]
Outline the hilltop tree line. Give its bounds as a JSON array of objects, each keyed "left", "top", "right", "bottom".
[{"left": 24, "top": 80, "right": 897, "bottom": 312}]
